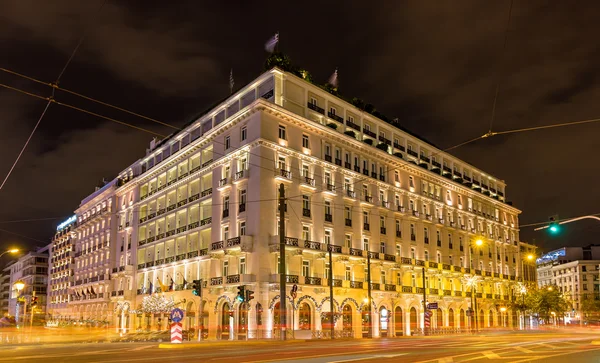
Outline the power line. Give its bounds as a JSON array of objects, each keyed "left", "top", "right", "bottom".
[
  {"left": 0, "top": 227, "right": 49, "bottom": 245},
  {"left": 0, "top": 1, "right": 107, "bottom": 192}
]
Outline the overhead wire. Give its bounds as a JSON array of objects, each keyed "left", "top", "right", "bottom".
[{"left": 0, "top": 0, "right": 107, "bottom": 192}]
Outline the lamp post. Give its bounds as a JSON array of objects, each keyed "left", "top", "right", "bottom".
[{"left": 0, "top": 249, "right": 19, "bottom": 258}]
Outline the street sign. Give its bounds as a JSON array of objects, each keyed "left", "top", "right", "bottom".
[
  {"left": 291, "top": 291, "right": 297, "bottom": 299},
  {"left": 424, "top": 311, "right": 431, "bottom": 328},
  {"left": 170, "top": 308, "right": 184, "bottom": 323},
  {"left": 427, "top": 302, "right": 438, "bottom": 310},
  {"left": 171, "top": 322, "right": 182, "bottom": 343},
  {"left": 291, "top": 284, "right": 298, "bottom": 299}
]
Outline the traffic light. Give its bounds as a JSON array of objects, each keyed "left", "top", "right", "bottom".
[
  {"left": 31, "top": 296, "right": 38, "bottom": 307},
  {"left": 245, "top": 289, "right": 255, "bottom": 302},
  {"left": 548, "top": 215, "right": 560, "bottom": 234},
  {"left": 236, "top": 285, "right": 246, "bottom": 303},
  {"left": 192, "top": 279, "right": 202, "bottom": 297}
]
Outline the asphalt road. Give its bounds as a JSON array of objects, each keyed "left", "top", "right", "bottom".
[{"left": 2, "top": 329, "right": 600, "bottom": 363}]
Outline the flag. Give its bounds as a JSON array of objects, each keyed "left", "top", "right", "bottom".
[
  {"left": 178, "top": 272, "right": 188, "bottom": 287},
  {"left": 328, "top": 68, "right": 339, "bottom": 88},
  {"left": 148, "top": 279, "right": 153, "bottom": 295},
  {"left": 265, "top": 32, "right": 279, "bottom": 53},
  {"left": 76, "top": 290, "right": 80, "bottom": 297},
  {"left": 157, "top": 276, "right": 168, "bottom": 293},
  {"left": 170, "top": 278, "right": 175, "bottom": 291},
  {"left": 81, "top": 289, "right": 86, "bottom": 296},
  {"left": 229, "top": 69, "right": 234, "bottom": 94},
  {"left": 90, "top": 286, "right": 96, "bottom": 295}
]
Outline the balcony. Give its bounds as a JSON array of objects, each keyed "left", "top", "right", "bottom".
[
  {"left": 396, "top": 230, "right": 401, "bottom": 238},
  {"left": 276, "top": 169, "right": 292, "bottom": 182},
  {"left": 325, "top": 214, "right": 333, "bottom": 223},
  {"left": 345, "top": 218, "right": 352, "bottom": 227},
  {"left": 363, "top": 223, "right": 370, "bottom": 231},
  {"left": 176, "top": 226, "right": 188, "bottom": 234},
  {"left": 334, "top": 158, "right": 342, "bottom": 166},
  {"left": 286, "top": 274, "right": 299, "bottom": 283},
  {"left": 304, "top": 240, "right": 322, "bottom": 250},
  {"left": 397, "top": 205, "right": 406, "bottom": 212},
  {"left": 167, "top": 204, "right": 176, "bottom": 212},
  {"left": 189, "top": 221, "right": 200, "bottom": 229},
  {"left": 234, "top": 170, "right": 247, "bottom": 182},
  {"left": 226, "top": 274, "right": 241, "bottom": 284},
  {"left": 226, "top": 237, "right": 241, "bottom": 248},
  {"left": 325, "top": 155, "right": 332, "bottom": 162},
  {"left": 218, "top": 178, "right": 230, "bottom": 190},
  {"left": 345, "top": 189, "right": 356, "bottom": 198},
  {"left": 201, "top": 188, "right": 213, "bottom": 197},
  {"left": 302, "top": 208, "right": 311, "bottom": 218},
  {"left": 344, "top": 161, "right": 351, "bottom": 169},
  {"left": 200, "top": 217, "right": 212, "bottom": 226},
  {"left": 302, "top": 176, "right": 316, "bottom": 188},
  {"left": 412, "top": 210, "right": 420, "bottom": 217},
  {"left": 363, "top": 128, "right": 376, "bottom": 138},
  {"left": 177, "top": 199, "right": 188, "bottom": 208},
  {"left": 305, "top": 276, "right": 322, "bottom": 286},
  {"left": 380, "top": 227, "right": 386, "bottom": 234},
  {"left": 188, "top": 193, "right": 200, "bottom": 203},
  {"left": 407, "top": 149, "right": 418, "bottom": 157},
  {"left": 385, "top": 284, "right": 396, "bottom": 292},
  {"left": 308, "top": 102, "right": 324, "bottom": 114},
  {"left": 346, "top": 120, "right": 360, "bottom": 131},
  {"left": 353, "top": 165, "right": 360, "bottom": 172},
  {"left": 210, "top": 277, "right": 223, "bottom": 286},
  {"left": 350, "top": 281, "right": 363, "bottom": 289},
  {"left": 325, "top": 183, "right": 336, "bottom": 194},
  {"left": 362, "top": 195, "right": 373, "bottom": 204},
  {"left": 402, "top": 286, "right": 413, "bottom": 293},
  {"left": 350, "top": 248, "right": 363, "bottom": 257},
  {"left": 211, "top": 241, "right": 224, "bottom": 250},
  {"left": 222, "top": 209, "right": 230, "bottom": 218},
  {"left": 384, "top": 254, "right": 396, "bottom": 262}
]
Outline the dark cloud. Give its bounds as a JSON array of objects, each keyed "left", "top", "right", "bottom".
[{"left": 0, "top": 0, "right": 599, "bottom": 256}]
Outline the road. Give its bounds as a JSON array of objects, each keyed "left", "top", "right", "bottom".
[{"left": 1, "top": 330, "right": 600, "bottom": 362}]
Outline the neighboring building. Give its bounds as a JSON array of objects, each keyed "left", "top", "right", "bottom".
[
  {"left": 536, "top": 245, "right": 600, "bottom": 322},
  {"left": 520, "top": 241, "right": 538, "bottom": 284},
  {"left": 47, "top": 215, "right": 77, "bottom": 320},
  {"left": 0, "top": 271, "right": 10, "bottom": 317},
  {"left": 68, "top": 182, "right": 118, "bottom": 326},
  {"left": 4, "top": 247, "right": 49, "bottom": 324},
  {"left": 51, "top": 66, "right": 528, "bottom": 338}
]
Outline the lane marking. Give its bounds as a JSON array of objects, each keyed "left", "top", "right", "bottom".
[
  {"left": 514, "top": 346, "right": 534, "bottom": 354},
  {"left": 437, "top": 358, "right": 454, "bottom": 363},
  {"left": 510, "top": 346, "right": 600, "bottom": 363},
  {"left": 481, "top": 350, "right": 501, "bottom": 359}
]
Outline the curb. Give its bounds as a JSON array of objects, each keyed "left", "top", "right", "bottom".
[{"left": 158, "top": 339, "right": 306, "bottom": 349}]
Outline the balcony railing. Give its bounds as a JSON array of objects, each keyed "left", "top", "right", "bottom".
[
  {"left": 239, "top": 203, "right": 246, "bottom": 213},
  {"left": 303, "top": 176, "right": 315, "bottom": 187},
  {"left": 307, "top": 102, "right": 324, "bottom": 114},
  {"left": 345, "top": 189, "right": 355, "bottom": 198},
  {"left": 345, "top": 218, "right": 352, "bottom": 227},
  {"left": 201, "top": 188, "right": 213, "bottom": 197},
  {"left": 211, "top": 240, "right": 224, "bottom": 250},
  {"left": 277, "top": 169, "right": 292, "bottom": 180},
  {"left": 305, "top": 276, "right": 322, "bottom": 285},
  {"left": 350, "top": 248, "right": 363, "bottom": 256},
  {"left": 210, "top": 277, "right": 223, "bottom": 286},
  {"left": 325, "top": 214, "right": 333, "bottom": 222},
  {"left": 303, "top": 208, "right": 311, "bottom": 218},
  {"left": 380, "top": 227, "right": 386, "bottom": 234},
  {"left": 304, "top": 240, "right": 321, "bottom": 250},
  {"left": 286, "top": 275, "right": 299, "bottom": 283},
  {"left": 226, "top": 274, "right": 240, "bottom": 284},
  {"left": 363, "top": 223, "right": 370, "bottom": 231},
  {"left": 226, "top": 237, "right": 241, "bottom": 248},
  {"left": 350, "top": 281, "right": 363, "bottom": 289}
]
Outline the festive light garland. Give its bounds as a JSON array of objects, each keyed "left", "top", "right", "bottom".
[{"left": 130, "top": 294, "right": 178, "bottom": 314}]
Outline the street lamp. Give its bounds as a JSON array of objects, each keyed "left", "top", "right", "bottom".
[
  {"left": 475, "top": 239, "right": 483, "bottom": 247},
  {"left": 463, "top": 275, "right": 481, "bottom": 332},
  {"left": 0, "top": 249, "right": 19, "bottom": 258}
]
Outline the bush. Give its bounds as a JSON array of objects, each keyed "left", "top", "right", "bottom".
[
  {"left": 363, "top": 138, "right": 374, "bottom": 145},
  {"left": 344, "top": 130, "right": 356, "bottom": 138},
  {"left": 376, "top": 143, "right": 389, "bottom": 152},
  {"left": 326, "top": 123, "right": 338, "bottom": 130}
]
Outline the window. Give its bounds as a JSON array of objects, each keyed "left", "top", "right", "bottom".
[
  {"left": 381, "top": 271, "right": 386, "bottom": 285},
  {"left": 278, "top": 156, "right": 286, "bottom": 170},
  {"left": 330, "top": 107, "right": 337, "bottom": 115},
  {"left": 457, "top": 195, "right": 463, "bottom": 207},
  {"left": 363, "top": 211, "right": 369, "bottom": 224},
  {"left": 411, "top": 248, "right": 416, "bottom": 259},
  {"left": 325, "top": 201, "right": 332, "bottom": 217},
  {"left": 345, "top": 234, "right": 352, "bottom": 248},
  {"left": 240, "top": 157, "right": 248, "bottom": 170},
  {"left": 363, "top": 238, "right": 369, "bottom": 251},
  {"left": 324, "top": 230, "right": 332, "bottom": 245},
  {"left": 225, "top": 135, "right": 231, "bottom": 150},
  {"left": 222, "top": 225, "right": 229, "bottom": 240},
  {"left": 223, "top": 260, "right": 229, "bottom": 277},
  {"left": 302, "top": 225, "right": 310, "bottom": 241},
  {"left": 345, "top": 206, "right": 351, "bottom": 220},
  {"left": 239, "top": 221, "right": 246, "bottom": 236},
  {"left": 302, "top": 260, "right": 310, "bottom": 277},
  {"left": 302, "top": 195, "right": 310, "bottom": 210},
  {"left": 446, "top": 190, "right": 452, "bottom": 203},
  {"left": 278, "top": 125, "right": 286, "bottom": 140},
  {"left": 410, "top": 224, "right": 416, "bottom": 240},
  {"left": 239, "top": 257, "right": 246, "bottom": 274},
  {"left": 239, "top": 189, "right": 247, "bottom": 206},
  {"left": 302, "top": 164, "right": 309, "bottom": 177},
  {"left": 241, "top": 126, "right": 247, "bottom": 141},
  {"left": 394, "top": 171, "right": 400, "bottom": 183},
  {"left": 409, "top": 200, "right": 415, "bottom": 211},
  {"left": 380, "top": 216, "right": 385, "bottom": 229},
  {"left": 302, "top": 134, "right": 310, "bottom": 149},
  {"left": 325, "top": 262, "right": 330, "bottom": 280},
  {"left": 345, "top": 266, "right": 352, "bottom": 281},
  {"left": 223, "top": 196, "right": 230, "bottom": 212},
  {"left": 395, "top": 220, "right": 401, "bottom": 236},
  {"left": 424, "top": 251, "right": 429, "bottom": 261},
  {"left": 344, "top": 178, "right": 351, "bottom": 191},
  {"left": 380, "top": 241, "right": 386, "bottom": 253},
  {"left": 437, "top": 252, "right": 442, "bottom": 263},
  {"left": 424, "top": 228, "right": 429, "bottom": 243},
  {"left": 396, "top": 244, "right": 401, "bottom": 256},
  {"left": 310, "top": 97, "right": 317, "bottom": 105}
]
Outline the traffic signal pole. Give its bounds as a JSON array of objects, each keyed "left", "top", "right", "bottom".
[
  {"left": 278, "top": 183, "right": 287, "bottom": 341},
  {"left": 328, "top": 243, "right": 334, "bottom": 339},
  {"left": 422, "top": 267, "right": 427, "bottom": 336}
]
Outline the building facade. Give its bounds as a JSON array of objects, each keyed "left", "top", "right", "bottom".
[
  {"left": 537, "top": 246, "right": 600, "bottom": 322},
  {"left": 0, "top": 272, "right": 10, "bottom": 317},
  {"left": 47, "top": 216, "right": 77, "bottom": 321},
  {"left": 49, "top": 67, "right": 529, "bottom": 338},
  {"left": 4, "top": 247, "right": 49, "bottom": 325}
]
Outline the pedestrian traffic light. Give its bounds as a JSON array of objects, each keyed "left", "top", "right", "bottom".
[
  {"left": 192, "top": 279, "right": 202, "bottom": 297},
  {"left": 245, "top": 289, "right": 254, "bottom": 302},
  {"left": 31, "top": 296, "right": 38, "bottom": 307},
  {"left": 236, "top": 285, "right": 246, "bottom": 303},
  {"left": 548, "top": 215, "right": 560, "bottom": 234}
]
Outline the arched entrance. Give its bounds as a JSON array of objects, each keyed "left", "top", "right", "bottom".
[
  {"left": 436, "top": 308, "right": 443, "bottom": 329},
  {"left": 394, "top": 306, "right": 403, "bottom": 336},
  {"left": 342, "top": 305, "right": 353, "bottom": 334},
  {"left": 185, "top": 301, "right": 195, "bottom": 334},
  {"left": 298, "top": 302, "right": 312, "bottom": 331},
  {"left": 460, "top": 309, "right": 465, "bottom": 329},
  {"left": 220, "top": 302, "right": 232, "bottom": 340},
  {"left": 409, "top": 307, "right": 418, "bottom": 335},
  {"left": 379, "top": 306, "right": 389, "bottom": 337},
  {"left": 448, "top": 308, "right": 455, "bottom": 327},
  {"left": 361, "top": 305, "right": 371, "bottom": 338},
  {"left": 489, "top": 310, "right": 494, "bottom": 327},
  {"left": 238, "top": 302, "right": 249, "bottom": 339}
]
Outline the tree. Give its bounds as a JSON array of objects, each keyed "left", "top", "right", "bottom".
[
  {"left": 580, "top": 293, "right": 600, "bottom": 321},
  {"left": 524, "top": 285, "right": 571, "bottom": 323}
]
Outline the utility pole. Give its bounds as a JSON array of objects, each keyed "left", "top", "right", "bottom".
[
  {"left": 328, "top": 243, "right": 334, "bottom": 339},
  {"left": 30, "top": 291, "right": 35, "bottom": 330},
  {"left": 422, "top": 267, "right": 427, "bottom": 335},
  {"left": 278, "top": 183, "right": 287, "bottom": 341},
  {"left": 366, "top": 251, "right": 372, "bottom": 338}
]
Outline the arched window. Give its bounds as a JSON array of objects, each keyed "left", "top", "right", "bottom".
[{"left": 298, "top": 303, "right": 312, "bottom": 330}]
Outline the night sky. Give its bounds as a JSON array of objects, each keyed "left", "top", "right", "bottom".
[{"left": 1, "top": 1, "right": 599, "bottom": 263}]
